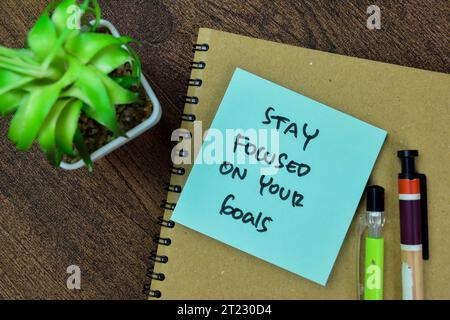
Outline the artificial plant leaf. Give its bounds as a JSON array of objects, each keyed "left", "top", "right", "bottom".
[
  {"left": 0, "top": 46, "right": 37, "bottom": 66},
  {"left": 19, "top": 57, "right": 78, "bottom": 94},
  {"left": 55, "top": 99, "right": 82, "bottom": 156},
  {"left": 65, "top": 33, "right": 135, "bottom": 64},
  {"left": 89, "top": 45, "right": 130, "bottom": 74},
  {"left": 27, "top": 9, "right": 57, "bottom": 62},
  {"left": 44, "top": 148, "right": 63, "bottom": 167},
  {"left": 90, "top": 0, "right": 101, "bottom": 31},
  {"left": 15, "top": 48, "right": 36, "bottom": 61},
  {"left": 38, "top": 99, "right": 71, "bottom": 166},
  {"left": 21, "top": 79, "right": 58, "bottom": 92},
  {"left": 111, "top": 76, "right": 140, "bottom": 89},
  {"left": 8, "top": 84, "right": 61, "bottom": 150},
  {"left": 93, "top": 67, "right": 139, "bottom": 105},
  {"left": 124, "top": 43, "right": 142, "bottom": 80},
  {"left": 74, "top": 128, "right": 93, "bottom": 171},
  {"left": 61, "top": 66, "right": 119, "bottom": 134},
  {"left": 0, "top": 69, "right": 33, "bottom": 96},
  {"left": 0, "top": 90, "right": 25, "bottom": 115},
  {"left": 8, "top": 93, "right": 29, "bottom": 140}
]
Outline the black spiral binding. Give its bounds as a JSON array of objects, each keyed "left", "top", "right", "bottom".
[{"left": 143, "top": 42, "right": 209, "bottom": 299}]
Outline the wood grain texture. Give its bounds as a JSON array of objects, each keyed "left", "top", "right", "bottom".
[{"left": 0, "top": 0, "right": 448, "bottom": 299}]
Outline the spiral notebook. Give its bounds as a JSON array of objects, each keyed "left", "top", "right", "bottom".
[{"left": 145, "top": 28, "right": 450, "bottom": 299}]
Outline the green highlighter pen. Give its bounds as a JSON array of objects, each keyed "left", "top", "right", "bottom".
[{"left": 364, "top": 186, "right": 385, "bottom": 300}]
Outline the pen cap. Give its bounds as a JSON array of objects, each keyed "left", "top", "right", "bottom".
[
  {"left": 398, "top": 150, "right": 418, "bottom": 176},
  {"left": 366, "top": 185, "right": 384, "bottom": 212}
]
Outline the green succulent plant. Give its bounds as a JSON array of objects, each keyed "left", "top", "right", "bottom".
[{"left": 0, "top": 0, "right": 142, "bottom": 171}]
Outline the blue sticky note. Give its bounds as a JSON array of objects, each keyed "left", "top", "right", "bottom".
[{"left": 172, "top": 68, "right": 387, "bottom": 285}]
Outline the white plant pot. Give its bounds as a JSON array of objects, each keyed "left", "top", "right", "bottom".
[{"left": 60, "top": 20, "right": 162, "bottom": 170}]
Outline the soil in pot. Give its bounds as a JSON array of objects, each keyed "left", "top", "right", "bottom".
[
  {"left": 63, "top": 23, "right": 153, "bottom": 164},
  {"left": 63, "top": 62, "right": 153, "bottom": 164}
]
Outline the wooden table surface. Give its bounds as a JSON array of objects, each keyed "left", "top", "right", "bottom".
[{"left": 0, "top": 0, "right": 448, "bottom": 299}]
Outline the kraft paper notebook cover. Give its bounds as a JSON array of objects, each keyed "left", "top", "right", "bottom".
[{"left": 147, "top": 28, "right": 450, "bottom": 299}]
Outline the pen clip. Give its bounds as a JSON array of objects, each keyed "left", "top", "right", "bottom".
[{"left": 419, "top": 174, "right": 429, "bottom": 260}]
